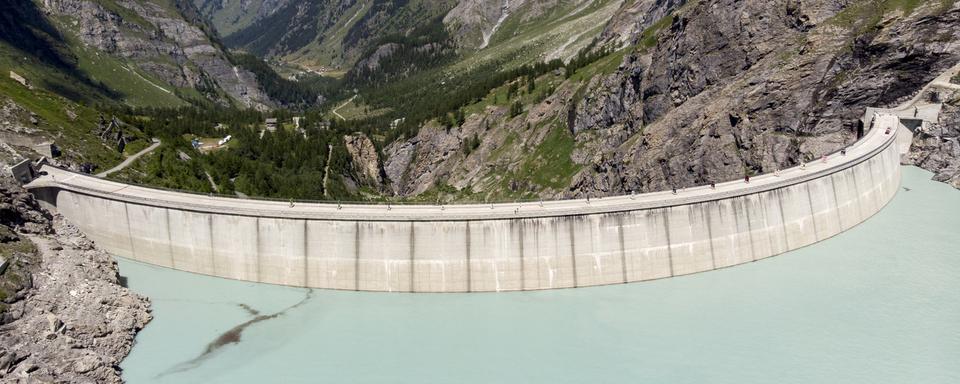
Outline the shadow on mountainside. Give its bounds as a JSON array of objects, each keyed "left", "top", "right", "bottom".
[{"left": 0, "top": 0, "right": 120, "bottom": 102}]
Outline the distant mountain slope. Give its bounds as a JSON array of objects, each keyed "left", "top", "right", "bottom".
[
  {"left": 217, "top": 0, "right": 458, "bottom": 73},
  {"left": 203, "top": 0, "right": 636, "bottom": 74},
  {"left": 1, "top": 0, "right": 273, "bottom": 109},
  {"left": 194, "top": 0, "right": 291, "bottom": 37}
]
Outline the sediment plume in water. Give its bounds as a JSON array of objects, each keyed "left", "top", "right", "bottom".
[
  {"left": 237, "top": 303, "right": 260, "bottom": 316},
  {"left": 157, "top": 289, "right": 313, "bottom": 377}
]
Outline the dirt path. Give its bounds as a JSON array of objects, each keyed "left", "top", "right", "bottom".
[
  {"left": 96, "top": 139, "right": 161, "bottom": 178},
  {"left": 332, "top": 95, "right": 358, "bottom": 121}
]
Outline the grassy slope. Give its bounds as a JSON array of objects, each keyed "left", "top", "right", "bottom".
[
  {"left": 285, "top": 1, "right": 372, "bottom": 70},
  {"left": 198, "top": 0, "right": 266, "bottom": 36},
  {"left": 9, "top": 1, "right": 199, "bottom": 109},
  {"left": 0, "top": 72, "right": 133, "bottom": 169},
  {"left": 450, "top": 0, "right": 623, "bottom": 74},
  {"left": 412, "top": 45, "right": 629, "bottom": 201},
  {"left": 70, "top": 42, "right": 187, "bottom": 108},
  {"left": 292, "top": 0, "right": 459, "bottom": 70}
]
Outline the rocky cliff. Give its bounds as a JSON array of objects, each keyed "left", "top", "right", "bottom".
[
  {"left": 343, "top": 133, "right": 386, "bottom": 191},
  {"left": 384, "top": 0, "right": 960, "bottom": 199},
  {"left": 194, "top": 0, "right": 292, "bottom": 36},
  {"left": 567, "top": 0, "right": 960, "bottom": 195},
  {"left": 443, "top": 0, "right": 585, "bottom": 49},
  {"left": 596, "top": 0, "right": 685, "bottom": 48},
  {"left": 0, "top": 175, "right": 151, "bottom": 383},
  {"left": 221, "top": 0, "right": 456, "bottom": 71},
  {"left": 39, "top": 0, "right": 272, "bottom": 109},
  {"left": 907, "top": 96, "right": 960, "bottom": 188}
]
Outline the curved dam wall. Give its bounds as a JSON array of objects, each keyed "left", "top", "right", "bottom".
[{"left": 27, "top": 116, "right": 903, "bottom": 292}]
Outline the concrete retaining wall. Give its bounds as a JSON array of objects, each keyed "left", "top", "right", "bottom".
[{"left": 26, "top": 117, "right": 903, "bottom": 292}]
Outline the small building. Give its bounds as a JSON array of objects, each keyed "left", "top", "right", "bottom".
[
  {"left": 265, "top": 118, "right": 278, "bottom": 132},
  {"left": 191, "top": 138, "right": 202, "bottom": 149},
  {"left": 218, "top": 135, "right": 232, "bottom": 146},
  {"left": 292, "top": 116, "right": 304, "bottom": 129},
  {"left": 33, "top": 142, "right": 59, "bottom": 158},
  {"left": 9, "top": 71, "right": 28, "bottom": 88},
  {"left": 318, "top": 120, "right": 332, "bottom": 131},
  {"left": 8, "top": 159, "right": 35, "bottom": 185}
]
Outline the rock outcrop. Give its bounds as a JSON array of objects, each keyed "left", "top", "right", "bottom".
[
  {"left": 40, "top": 0, "right": 272, "bottom": 109},
  {"left": 383, "top": 0, "right": 960, "bottom": 199},
  {"left": 343, "top": 133, "right": 386, "bottom": 191},
  {"left": 596, "top": 0, "right": 684, "bottom": 48},
  {"left": 0, "top": 176, "right": 151, "bottom": 383},
  {"left": 907, "top": 99, "right": 960, "bottom": 188},
  {"left": 444, "top": 0, "right": 599, "bottom": 49},
  {"left": 565, "top": 0, "right": 960, "bottom": 195}
]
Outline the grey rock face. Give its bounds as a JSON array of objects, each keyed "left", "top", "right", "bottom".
[
  {"left": 596, "top": 0, "right": 685, "bottom": 48},
  {"left": 907, "top": 100, "right": 960, "bottom": 188},
  {"left": 567, "top": 0, "right": 960, "bottom": 195},
  {"left": 387, "top": 0, "right": 960, "bottom": 199},
  {"left": 444, "top": 0, "right": 592, "bottom": 49},
  {"left": 41, "top": 0, "right": 272, "bottom": 109},
  {"left": 343, "top": 133, "right": 387, "bottom": 192},
  {"left": 354, "top": 43, "right": 401, "bottom": 72},
  {"left": 383, "top": 121, "right": 470, "bottom": 196},
  {"left": 0, "top": 177, "right": 151, "bottom": 383}
]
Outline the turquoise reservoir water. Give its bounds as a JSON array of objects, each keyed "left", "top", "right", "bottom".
[{"left": 119, "top": 167, "right": 960, "bottom": 383}]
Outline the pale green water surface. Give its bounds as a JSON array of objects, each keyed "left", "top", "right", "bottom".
[{"left": 119, "top": 167, "right": 960, "bottom": 383}]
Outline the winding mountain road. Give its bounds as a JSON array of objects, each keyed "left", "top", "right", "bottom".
[{"left": 96, "top": 139, "right": 161, "bottom": 178}]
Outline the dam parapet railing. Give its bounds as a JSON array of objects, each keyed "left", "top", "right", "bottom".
[{"left": 24, "top": 114, "right": 903, "bottom": 292}]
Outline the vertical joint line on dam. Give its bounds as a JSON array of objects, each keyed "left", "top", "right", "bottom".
[
  {"left": 465, "top": 222, "right": 472, "bottom": 292},
  {"left": 850, "top": 166, "right": 864, "bottom": 219},
  {"left": 664, "top": 209, "right": 675, "bottom": 277},
  {"left": 518, "top": 221, "right": 525, "bottom": 290},
  {"left": 568, "top": 220, "right": 578, "bottom": 288},
  {"left": 123, "top": 203, "right": 136, "bottom": 259},
  {"left": 731, "top": 201, "right": 746, "bottom": 260},
  {"left": 704, "top": 205, "right": 717, "bottom": 270},
  {"left": 617, "top": 215, "right": 627, "bottom": 284},
  {"left": 867, "top": 158, "right": 882, "bottom": 209},
  {"left": 354, "top": 222, "right": 360, "bottom": 291},
  {"left": 743, "top": 199, "right": 758, "bottom": 262},
  {"left": 164, "top": 208, "right": 175, "bottom": 269},
  {"left": 776, "top": 191, "right": 791, "bottom": 250},
  {"left": 255, "top": 217, "right": 261, "bottom": 283},
  {"left": 207, "top": 215, "right": 215, "bottom": 273},
  {"left": 829, "top": 175, "right": 845, "bottom": 230},
  {"left": 303, "top": 220, "right": 309, "bottom": 288},
  {"left": 409, "top": 222, "right": 415, "bottom": 293},
  {"left": 805, "top": 184, "right": 820, "bottom": 242}
]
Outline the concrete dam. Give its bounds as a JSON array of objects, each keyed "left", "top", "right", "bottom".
[{"left": 25, "top": 114, "right": 904, "bottom": 293}]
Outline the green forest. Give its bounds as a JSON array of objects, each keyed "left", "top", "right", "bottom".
[{"left": 104, "top": 34, "right": 619, "bottom": 202}]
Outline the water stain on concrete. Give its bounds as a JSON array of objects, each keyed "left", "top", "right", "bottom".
[{"left": 157, "top": 289, "right": 313, "bottom": 378}]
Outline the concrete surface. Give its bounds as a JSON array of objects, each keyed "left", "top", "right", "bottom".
[{"left": 24, "top": 111, "right": 903, "bottom": 292}]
